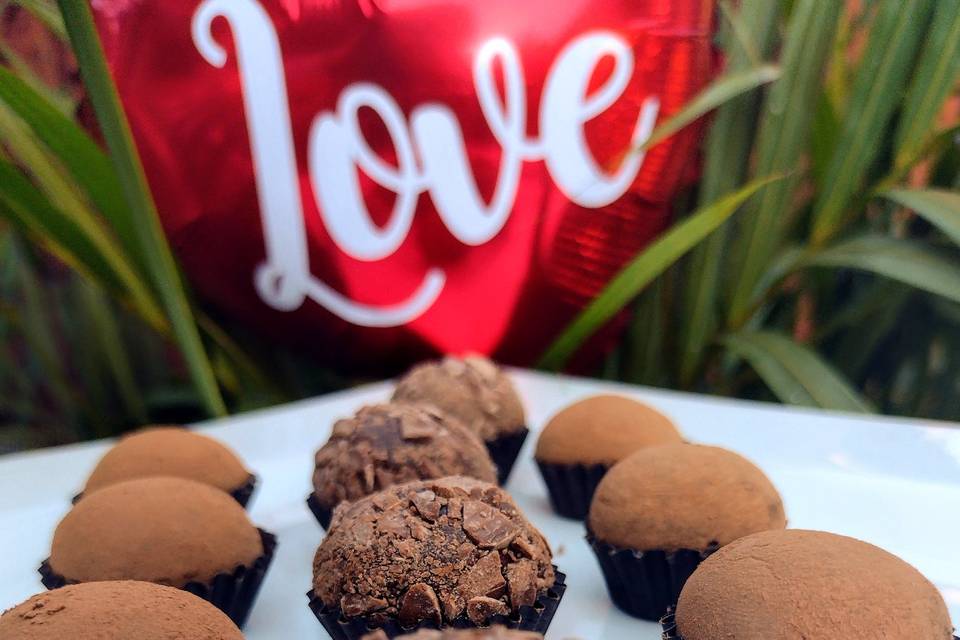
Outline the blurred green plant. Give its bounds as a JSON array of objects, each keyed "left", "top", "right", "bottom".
[
  {"left": 0, "top": 0, "right": 959, "bottom": 450},
  {"left": 544, "top": 0, "right": 960, "bottom": 420}
]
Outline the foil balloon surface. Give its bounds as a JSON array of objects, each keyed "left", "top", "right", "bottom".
[{"left": 91, "top": 0, "right": 715, "bottom": 369}]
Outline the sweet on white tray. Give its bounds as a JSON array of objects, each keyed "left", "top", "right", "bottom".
[{"left": 0, "top": 369, "right": 958, "bottom": 638}]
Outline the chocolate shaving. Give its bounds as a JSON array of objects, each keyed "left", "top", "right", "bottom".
[
  {"left": 371, "top": 491, "right": 404, "bottom": 512},
  {"left": 466, "top": 596, "right": 510, "bottom": 625},
  {"left": 457, "top": 551, "right": 506, "bottom": 601},
  {"left": 505, "top": 560, "right": 538, "bottom": 610},
  {"left": 463, "top": 500, "right": 518, "bottom": 549},
  {"left": 399, "top": 583, "right": 442, "bottom": 627},
  {"left": 411, "top": 490, "right": 441, "bottom": 522},
  {"left": 341, "top": 593, "right": 388, "bottom": 617},
  {"left": 402, "top": 419, "right": 438, "bottom": 440}
]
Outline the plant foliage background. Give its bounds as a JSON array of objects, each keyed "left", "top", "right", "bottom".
[{"left": 0, "top": 0, "right": 959, "bottom": 451}]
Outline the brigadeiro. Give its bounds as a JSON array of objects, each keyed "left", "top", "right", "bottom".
[
  {"left": 308, "top": 403, "right": 498, "bottom": 528},
  {"left": 663, "top": 529, "right": 956, "bottom": 640},
  {"left": 79, "top": 426, "right": 256, "bottom": 506},
  {"left": 363, "top": 628, "right": 542, "bottom": 640},
  {"left": 587, "top": 443, "right": 785, "bottom": 621},
  {"left": 308, "top": 476, "right": 565, "bottom": 639},
  {"left": 392, "top": 356, "right": 526, "bottom": 483},
  {"left": 40, "top": 476, "right": 276, "bottom": 627},
  {"left": 0, "top": 580, "right": 244, "bottom": 639},
  {"left": 535, "top": 394, "right": 682, "bottom": 519}
]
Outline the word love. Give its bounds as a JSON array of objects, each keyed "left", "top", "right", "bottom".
[{"left": 192, "top": 0, "right": 660, "bottom": 327}]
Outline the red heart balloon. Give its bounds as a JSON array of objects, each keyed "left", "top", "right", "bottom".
[{"left": 92, "top": 0, "right": 715, "bottom": 369}]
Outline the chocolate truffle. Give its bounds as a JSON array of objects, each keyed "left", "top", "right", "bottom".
[
  {"left": 311, "top": 477, "right": 556, "bottom": 630},
  {"left": 0, "top": 581, "right": 244, "bottom": 639},
  {"left": 589, "top": 443, "right": 785, "bottom": 551},
  {"left": 82, "top": 426, "right": 252, "bottom": 499},
  {"left": 364, "top": 628, "right": 542, "bottom": 640},
  {"left": 311, "top": 403, "right": 497, "bottom": 519},
  {"left": 48, "top": 476, "right": 263, "bottom": 587},
  {"left": 392, "top": 357, "right": 524, "bottom": 441},
  {"left": 586, "top": 443, "right": 785, "bottom": 621},
  {"left": 536, "top": 395, "right": 681, "bottom": 466},
  {"left": 675, "top": 529, "right": 954, "bottom": 640},
  {"left": 535, "top": 395, "right": 682, "bottom": 519}
]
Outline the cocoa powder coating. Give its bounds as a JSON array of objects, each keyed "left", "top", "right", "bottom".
[
  {"left": 588, "top": 443, "right": 785, "bottom": 551},
  {"left": 363, "top": 627, "right": 542, "bottom": 640},
  {"left": 83, "top": 426, "right": 251, "bottom": 495},
  {"left": 312, "top": 476, "right": 554, "bottom": 628},
  {"left": 392, "top": 357, "right": 525, "bottom": 441},
  {"left": 535, "top": 394, "right": 682, "bottom": 465},
  {"left": 676, "top": 529, "right": 954, "bottom": 639},
  {"left": 312, "top": 403, "right": 497, "bottom": 508},
  {"left": 50, "top": 477, "right": 263, "bottom": 587},
  {"left": 0, "top": 580, "right": 244, "bottom": 639}
]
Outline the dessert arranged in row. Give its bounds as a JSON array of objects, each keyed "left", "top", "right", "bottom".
[{"left": 0, "top": 355, "right": 954, "bottom": 639}]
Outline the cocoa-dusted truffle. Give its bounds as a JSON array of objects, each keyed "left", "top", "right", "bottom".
[
  {"left": 0, "top": 581, "right": 244, "bottom": 639},
  {"left": 312, "top": 403, "right": 497, "bottom": 510},
  {"left": 82, "top": 426, "right": 251, "bottom": 496},
  {"left": 536, "top": 395, "right": 681, "bottom": 466},
  {"left": 49, "top": 477, "right": 263, "bottom": 587},
  {"left": 364, "top": 628, "right": 542, "bottom": 640},
  {"left": 312, "top": 477, "right": 555, "bottom": 629},
  {"left": 675, "top": 529, "right": 954, "bottom": 639},
  {"left": 392, "top": 357, "right": 524, "bottom": 442},
  {"left": 589, "top": 443, "right": 785, "bottom": 551}
]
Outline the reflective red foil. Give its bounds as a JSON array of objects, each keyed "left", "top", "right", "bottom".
[{"left": 91, "top": 0, "right": 715, "bottom": 369}]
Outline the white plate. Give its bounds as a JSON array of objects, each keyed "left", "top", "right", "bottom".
[{"left": 1, "top": 369, "right": 958, "bottom": 638}]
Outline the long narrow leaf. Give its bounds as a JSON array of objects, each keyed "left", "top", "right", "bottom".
[
  {"left": 810, "top": 0, "right": 935, "bottom": 245},
  {"left": 0, "top": 66, "right": 136, "bottom": 266},
  {"left": 726, "top": 0, "right": 844, "bottom": 324},
  {"left": 58, "top": 0, "right": 226, "bottom": 416},
  {"left": 883, "top": 189, "right": 960, "bottom": 246},
  {"left": 0, "top": 40, "right": 75, "bottom": 114},
  {"left": 0, "top": 159, "right": 164, "bottom": 328},
  {"left": 539, "top": 176, "right": 782, "bottom": 370},
  {"left": 76, "top": 279, "right": 148, "bottom": 424},
  {"left": 893, "top": 0, "right": 960, "bottom": 169},
  {"left": 804, "top": 235, "right": 960, "bottom": 305},
  {"left": 10, "top": 0, "right": 66, "bottom": 38},
  {"left": 680, "top": 0, "right": 783, "bottom": 385},
  {"left": 722, "top": 330, "right": 873, "bottom": 412},
  {"left": 637, "top": 65, "right": 780, "bottom": 154}
]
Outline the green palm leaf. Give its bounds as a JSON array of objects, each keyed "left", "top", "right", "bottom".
[
  {"left": 722, "top": 330, "right": 873, "bottom": 412},
  {"left": 539, "top": 176, "right": 782, "bottom": 370}
]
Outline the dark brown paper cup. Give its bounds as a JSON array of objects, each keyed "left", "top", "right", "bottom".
[
  {"left": 306, "top": 492, "right": 334, "bottom": 529},
  {"left": 306, "top": 567, "right": 566, "bottom": 640},
  {"left": 486, "top": 427, "right": 529, "bottom": 485},
  {"left": 588, "top": 533, "right": 716, "bottom": 622},
  {"left": 535, "top": 461, "right": 608, "bottom": 519},
  {"left": 39, "top": 528, "right": 276, "bottom": 628},
  {"left": 72, "top": 474, "right": 258, "bottom": 509},
  {"left": 661, "top": 611, "right": 960, "bottom": 639}
]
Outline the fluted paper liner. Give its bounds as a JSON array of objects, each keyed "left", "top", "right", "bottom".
[
  {"left": 536, "top": 461, "right": 608, "bottom": 519},
  {"left": 588, "top": 532, "right": 716, "bottom": 622},
  {"left": 40, "top": 528, "right": 276, "bottom": 628},
  {"left": 306, "top": 567, "right": 566, "bottom": 640}
]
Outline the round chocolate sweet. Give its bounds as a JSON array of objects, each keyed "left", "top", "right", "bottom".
[
  {"left": 0, "top": 580, "right": 244, "bottom": 639},
  {"left": 83, "top": 426, "right": 251, "bottom": 495},
  {"left": 312, "top": 403, "right": 497, "bottom": 509},
  {"left": 535, "top": 395, "right": 682, "bottom": 466},
  {"left": 588, "top": 444, "right": 785, "bottom": 551},
  {"left": 49, "top": 477, "right": 263, "bottom": 587},
  {"left": 364, "top": 628, "right": 542, "bottom": 640},
  {"left": 392, "top": 356, "right": 524, "bottom": 441},
  {"left": 312, "top": 477, "right": 554, "bottom": 628},
  {"left": 676, "top": 529, "right": 954, "bottom": 639}
]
